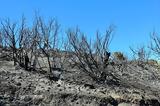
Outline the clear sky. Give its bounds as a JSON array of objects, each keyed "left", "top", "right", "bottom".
[{"left": 0, "top": 0, "right": 160, "bottom": 55}]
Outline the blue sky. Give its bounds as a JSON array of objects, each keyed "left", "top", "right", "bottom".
[{"left": 0, "top": 0, "right": 160, "bottom": 55}]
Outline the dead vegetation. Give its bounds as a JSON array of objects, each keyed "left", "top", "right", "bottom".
[
  {"left": 0, "top": 16, "right": 160, "bottom": 105},
  {"left": 66, "top": 26, "right": 119, "bottom": 83}
]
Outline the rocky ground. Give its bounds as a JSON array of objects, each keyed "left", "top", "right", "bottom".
[{"left": 0, "top": 58, "right": 160, "bottom": 106}]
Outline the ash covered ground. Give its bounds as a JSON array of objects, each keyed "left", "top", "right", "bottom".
[{"left": 0, "top": 53, "right": 160, "bottom": 106}]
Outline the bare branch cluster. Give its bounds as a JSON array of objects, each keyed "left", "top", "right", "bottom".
[
  {"left": 130, "top": 46, "right": 151, "bottom": 62},
  {"left": 67, "top": 26, "right": 119, "bottom": 83},
  {"left": 150, "top": 32, "right": 160, "bottom": 58},
  {"left": 1, "top": 15, "right": 160, "bottom": 84},
  {"left": 0, "top": 16, "right": 63, "bottom": 78}
]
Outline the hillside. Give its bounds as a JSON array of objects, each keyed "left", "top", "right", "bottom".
[{"left": 0, "top": 56, "right": 160, "bottom": 106}]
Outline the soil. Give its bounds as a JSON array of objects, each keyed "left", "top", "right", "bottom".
[{"left": 0, "top": 58, "right": 160, "bottom": 106}]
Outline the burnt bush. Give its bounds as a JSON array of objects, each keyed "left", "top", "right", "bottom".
[{"left": 67, "top": 26, "right": 120, "bottom": 83}]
